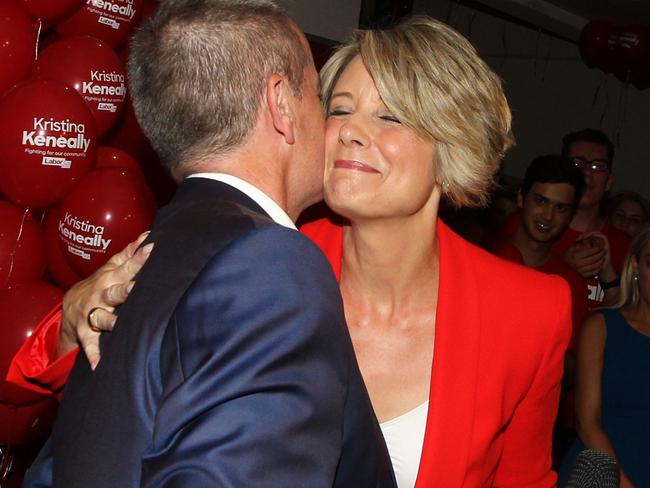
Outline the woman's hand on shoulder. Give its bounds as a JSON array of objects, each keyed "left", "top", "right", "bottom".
[{"left": 58, "top": 232, "right": 154, "bottom": 369}]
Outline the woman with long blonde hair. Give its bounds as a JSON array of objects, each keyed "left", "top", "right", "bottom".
[{"left": 561, "top": 225, "right": 650, "bottom": 487}]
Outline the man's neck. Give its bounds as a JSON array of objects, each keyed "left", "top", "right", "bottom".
[
  {"left": 510, "top": 225, "right": 552, "bottom": 268},
  {"left": 571, "top": 205, "right": 604, "bottom": 233}
]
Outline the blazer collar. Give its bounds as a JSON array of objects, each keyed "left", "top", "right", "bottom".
[
  {"left": 415, "top": 220, "right": 480, "bottom": 487},
  {"left": 171, "top": 177, "right": 268, "bottom": 218}
]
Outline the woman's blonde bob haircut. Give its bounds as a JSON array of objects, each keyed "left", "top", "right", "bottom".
[{"left": 320, "top": 16, "right": 514, "bottom": 207}]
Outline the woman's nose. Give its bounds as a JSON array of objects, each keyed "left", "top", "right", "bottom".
[{"left": 338, "top": 116, "right": 368, "bottom": 147}]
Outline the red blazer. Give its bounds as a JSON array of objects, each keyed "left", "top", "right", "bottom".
[
  {"left": 301, "top": 218, "right": 571, "bottom": 487},
  {"left": 9, "top": 217, "right": 570, "bottom": 487}
]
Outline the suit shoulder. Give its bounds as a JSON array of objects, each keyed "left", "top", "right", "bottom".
[{"left": 190, "top": 225, "right": 340, "bottom": 301}]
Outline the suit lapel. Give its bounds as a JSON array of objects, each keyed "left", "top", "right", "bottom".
[{"left": 415, "top": 221, "right": 481, "bottom": 487}]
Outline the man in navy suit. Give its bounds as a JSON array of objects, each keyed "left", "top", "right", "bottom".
[{"left": 24, "top": 1, "right": 394, "bottom": 486}]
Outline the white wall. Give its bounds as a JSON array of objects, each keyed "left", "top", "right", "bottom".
[
  {"left": 278, "top": 0, "right": 361, "bottom": 42},
  {"left": 416, "top": 0, "right": 650, "bottom": 197}
]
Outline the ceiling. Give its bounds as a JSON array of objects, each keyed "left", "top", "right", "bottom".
[
  {"left": 546, "top": 0, "right": 650, "bottom": 25},
  {"left": 473, "top": 0, "right": 650, "bottom": 41}
]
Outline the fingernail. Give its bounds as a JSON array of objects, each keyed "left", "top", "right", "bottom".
[
  {"left": 109, "top": 316, "right": 117, "bottom": 329},
  {"left": 126, "top": 282, "right": 135, "bottom": 294},
  {"left": 141, "top": 242, "right": 154, "bottom": 255}
]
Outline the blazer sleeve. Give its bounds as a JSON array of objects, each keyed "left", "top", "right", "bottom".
[
  {"left": 5, "top": 304, "right": 77, "bottom": 402},
  {"left": 140, "top": 226, "right": 351, "bottom": 488},
  {"left": 493, "top": 276, "right": 572, "bottom": 487}
]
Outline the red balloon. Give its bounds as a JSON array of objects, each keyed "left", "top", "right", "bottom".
[
  {"left": 0, "top": 281, "right": 63, "bottom": 409},
  {"left": 580, "top": 20, "right": 620, "bottom": 73},
  {"left": 57, "top": 167, "right": 156, "bottom": 276},
  {"left": 0, "top": 200, "right": 45, "bottom": 290},
  {"left": 0, "top": 79, "right": 97, "bottom": 209},
  {"left": 0, "top": 1, "right": 38, "bottom": 96},
  {"left": 19, "top": 0, "right": 84, "bottom": 21},
  {"left": 616, "top": 25, "right": 650, "bottom": 83},
  {"left": 0, "top": 399, "right": 58, "bottom": 445},
  {"left": 137, "top": 0, "right": 156, "bottom": 26},
  {"left": 95, "top": 146, "right": 142, "bottom": 174},
  {"left": 56, "top": 0, "right": 143, "bottom": 51},
  {"left": 37, "top": 27, "right": 61, "bottom": 53},
  {"left": 33, "top": 36, "right": 127, "bottom": 136},
  {"left": 103, "top": 95, "right": 177, "bottom": 205},
  {"left": 42, "top": 208, "right": 83, "bottom": 289},
  {"left": 633, "top": 70, "right": 650, "bottom": 90}
]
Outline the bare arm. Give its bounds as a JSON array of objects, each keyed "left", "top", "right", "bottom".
[{"left": 575, "top": 313, "right": 634, "bottom": 487}]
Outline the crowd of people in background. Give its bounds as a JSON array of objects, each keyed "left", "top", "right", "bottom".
[{"left": 444, "top": 127, "right": 650, "bottom": 486}]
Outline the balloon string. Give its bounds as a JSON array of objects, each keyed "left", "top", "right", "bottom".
[
  {"left": 533, "top": 29, "right": 541, "bottom": 80},
  {"left": 499, "top": 20, "right": 508, "bottom": 70},
  {"left": 615, "top": 78, "right": 629, "bottom": 147},
  {"left": 35, "top": 19, "right": 42, "bottom": 60},
  {"left": 542, "top": 37, "right": 551, "bottom": 83},
  {"left": 591, "top": 74, "right": 605, "bottom": 109},
  {"left": 599, "top": 76, "right": 609, "bottom": 129},
  {"left": 0, "top": 410, "right": 16, "bottom": 481},
  {"left": 5, "top": 208, "right": 29, "bottom": 289}
]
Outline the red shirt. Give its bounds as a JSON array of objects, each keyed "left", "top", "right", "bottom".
[
  {"left": 497, "top": 212, "right": 631, "bottom": 311},
  {"left": 491, "top": 238, "right": 588, "bottom": 352}
]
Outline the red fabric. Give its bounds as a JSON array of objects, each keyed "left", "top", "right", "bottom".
[
  {"left": 491, "top": 238, "right": 588, "bottom": 352},
  {"left": 499, "top": 212, "right": 631, "bottom": 311},
  {"left": 6, "top": 304, "right": 77, "bottom": 400},
  {"left": 302, "top": 218, "right": 571, "bottom": 487}
]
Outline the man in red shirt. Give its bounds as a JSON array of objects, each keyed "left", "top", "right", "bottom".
[
  {"left": 556, "top": 129, "right": 630, "bottom": 308},
  {"left": 491, "top": 155, "right": 587, "bottom": 351}
]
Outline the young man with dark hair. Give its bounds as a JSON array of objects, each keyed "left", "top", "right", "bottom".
[{"left": 491, "top": 155, "right": 588, "bottom": 350}]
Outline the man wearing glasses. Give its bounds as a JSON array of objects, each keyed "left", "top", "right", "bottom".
[{"left": 554, "top": 128, "right": 630, "bottom": 309}]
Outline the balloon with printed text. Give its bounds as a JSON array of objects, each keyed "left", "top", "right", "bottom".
[
  {"left": 579, "top": 20, "right": 620, "bottom": 73},
  {"left": 0, "top": 0, "right": 38, "bottom": 96},
  {"left": 57, "top": 167, "right": 156, "bottom": 276},
  {"left": 0, "top": 200, "right": 45, "bottom": 290},
  {"left": 616, "top": 25, "right": 650, "bottom": 85},
  {"left": 56, "top": 0, "right": 143, "bottom": 51},
  {"left": 19, "top": 0, "right": 84, "bottom": 21},
  {"left": 42, "top": 208, "right": 83, "bottom": 289},
  {"left": 0, "top": 79, "right": 97, "bottom": 209},
  {"left": 33, "top": 36, "right": 127, "bottom": 136}
]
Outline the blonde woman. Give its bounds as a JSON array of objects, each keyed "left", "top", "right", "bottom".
[
  {"left": 560, "top": 226, "right": 650, "bottom": 487},
  {"left": 11, "top": 16, "right": 571, "bottom": 487}
]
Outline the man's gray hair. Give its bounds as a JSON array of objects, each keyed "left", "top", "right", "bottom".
[{"left": 128, "top": 0, "right": 309, "bottom": 175}]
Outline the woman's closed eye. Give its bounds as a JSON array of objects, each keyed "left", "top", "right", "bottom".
[
  {"left": 379, "top": 114, "right": 401, "bottom": 124},
  {"left": 327, "top": 107, "right": 352, "bottom": 117}
]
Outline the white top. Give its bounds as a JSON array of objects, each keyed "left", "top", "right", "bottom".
[
  {"left": 186, "top": 173, "right": 297, "bottom": 230},
  {"left": 380, "top": 401, "right": 428, "bottom": 488}
]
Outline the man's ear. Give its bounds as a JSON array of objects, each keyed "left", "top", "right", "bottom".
[{"left": 265, "top": 73, "right": 295, "bottom": 145}]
